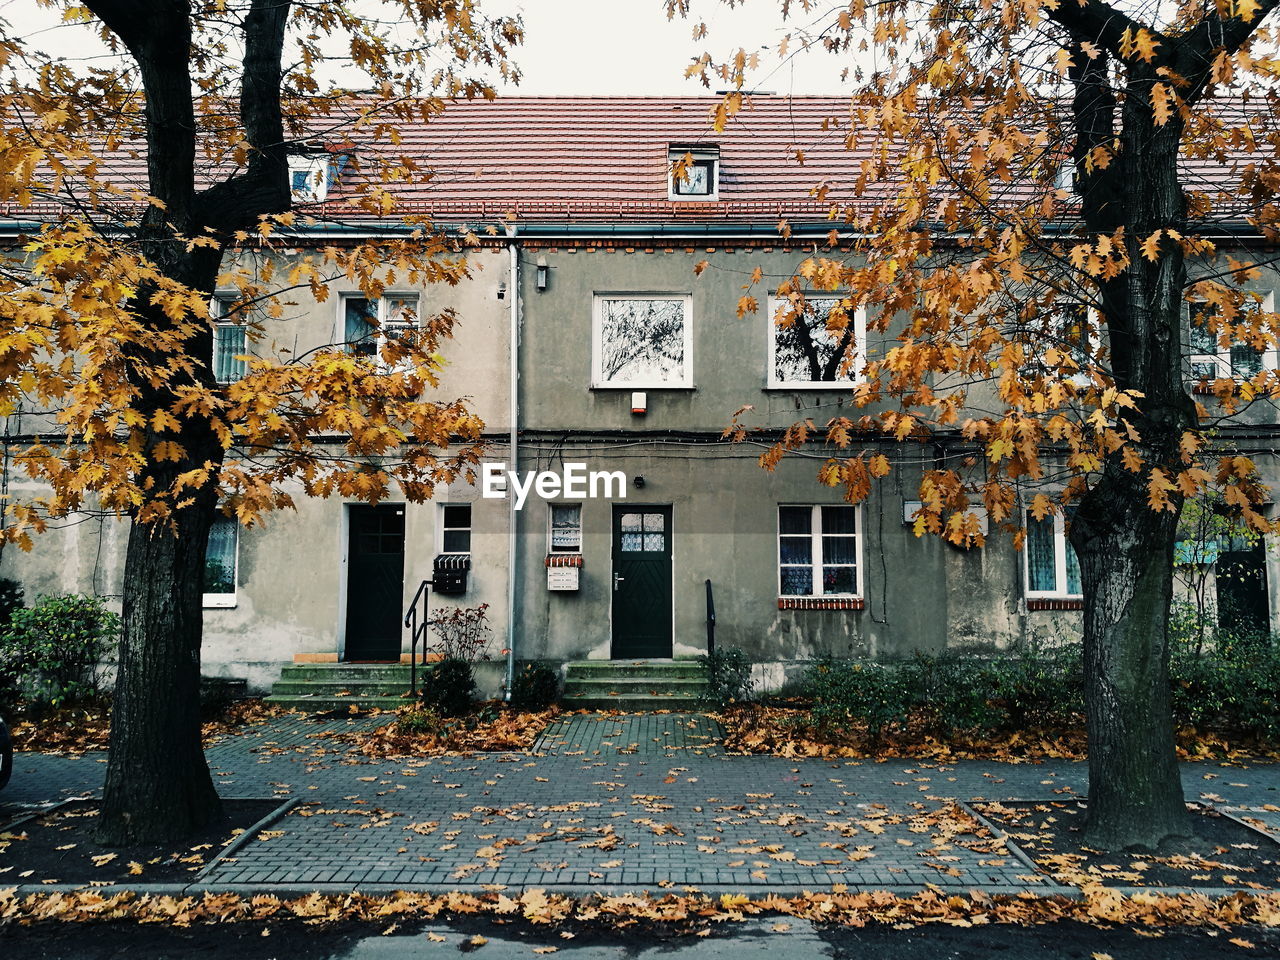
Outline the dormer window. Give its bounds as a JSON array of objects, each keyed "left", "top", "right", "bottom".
[
  {"left": 288, "top": 153, "right": 329, "bottom": 203},
  {"left": 668, "top": 144, "right": 719, "bottom": 200}
]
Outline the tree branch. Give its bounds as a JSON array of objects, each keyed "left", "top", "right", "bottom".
[
  {"left": 82, "top": 0, "right": 196, "bottom": 219},
  {"left": 194, "top": 0, "right": 292, "bottom": 231},
  {"left": 1173, "top": 0, "right": 1280, "bottom": 103},
  {"left": 1045, "top": 0, "right": 1163, "bottom": 61}
]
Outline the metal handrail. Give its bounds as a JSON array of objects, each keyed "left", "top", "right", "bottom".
[
  {"left": 705, "top": 578, "right": 716, "bottom": 655},
  {"left": 404, "top": 579, "right": 431, "bottom": 696}
]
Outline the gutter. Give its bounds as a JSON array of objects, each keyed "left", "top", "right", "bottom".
[{"left": 504, "top": 227, "right": 519, "bottom": 701}]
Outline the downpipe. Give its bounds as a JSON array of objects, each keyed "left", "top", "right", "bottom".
[{"left": 504, "top": 230, "right": 519, "bottom": 701}]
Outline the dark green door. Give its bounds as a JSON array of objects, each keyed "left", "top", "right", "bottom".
[
  {"left": 1217, "top": 537, "right": 1270, "bottom": 637},
  {"left": 612, "top": 506, "right": 673, "bottom": 658},
  {"left": 345, "top": 504, "right": 405, "bottom": 661}
]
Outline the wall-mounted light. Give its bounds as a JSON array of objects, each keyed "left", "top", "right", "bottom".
[
  {"left": 535, "top": 257, "right": 549, "bottom": 292},
  {"left": 633, "top": 475, "right": 646, "bottom": 489},
  {"left": 496, "top": 280, "right": 507, "bottom": 300}
]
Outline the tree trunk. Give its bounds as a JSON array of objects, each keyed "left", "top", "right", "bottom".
[
  {"left": 96, "top": 497, "right": 222, "bottom": 845},
  {"left": 1071, "top": 466, "right": 1190, "bottom": 850}
]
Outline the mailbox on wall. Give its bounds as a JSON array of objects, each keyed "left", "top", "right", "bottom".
[
  {"left": 545, "top": 554, "right": 583, "bottom": 592},
  {"left": 547, "top": 566, "right": 580, "bottom": 591},
  {"left": 432, "top": 554, "right": 470, "bottom": 595}
]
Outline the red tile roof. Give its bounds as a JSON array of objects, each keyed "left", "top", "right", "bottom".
[
  {"left": 0, "top": 94, "right": 1265, "bottom": 228},
  {"left": 373, "top": 96, "right": 856, "bottom": 220}
]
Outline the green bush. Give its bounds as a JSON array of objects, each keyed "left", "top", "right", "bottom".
[
  {"left": 698, "top": 647, "right": 755, "bottom": 708},
  {"left": 807, "top": 657, "right": 914, "bottom": 740},
  {"left": 802, "top": 641, "right": 1280, "bottom": 745},
  {"left": 509, "top": 662, "right": 559, "bottom": 710},
  {"left": 806, "top": 647, "right": 1088, "bottom": 740},
  {"left": 909, "top": 656, "right": 1010, "bottom": 734},
  {"left": 396, "top": 706, "right": 444, "bottom": 735},
  {"left": 0, "top": 578, "right": 24, "bottom": 627},
  {"left": 1170, "top": 638, "right": 1280, "bottom": 739},
  {"left": 0, "top": 579, "right": 21, "bottom": 714},
  {"left": 0, "top": 594, "right": 120, "bottom": 708},
  {"left": 419, "top": 657, "right": 475, "bottom": 717}
]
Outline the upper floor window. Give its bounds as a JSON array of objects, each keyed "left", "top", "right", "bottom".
[
  {"left": 778, "top": 505, "right": 860, "bottom": 598},
  {"left": 211, "top": 295, "right": 247, "bottom": 384},
  {"left": 668, "top": 144, "right": 719, "bottom": 200},
  {"left": 1186, "top": 291, "right": 1277, "bottom": 382},
  {"left": 1019, "top": 301, "right": 1098, "bottom": 385},
  {"left": 1025, "top": 510, "right": 1081, "bottom": 598},
  {"left": 288, "top": 154, "right": 329, "bottom": 203},
  {"left": 768, "top": 295, "right": 867, "bottom": 388},
  {"left": 592, "top": 294, "right": 692, "bottom": 388},
  {"left": 203, "top": 514, "right": 238, "bottom": 608},
  {"left": 342, "top": 294, "right": 419, "bottom": 368}
]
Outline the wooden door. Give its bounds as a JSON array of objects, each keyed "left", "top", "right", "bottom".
[
  {"left": 344, "top": 504, "right": 405, "bottom": 661},
  {"left": 611, "top": 506, "right": 673, "bottom": 658}
]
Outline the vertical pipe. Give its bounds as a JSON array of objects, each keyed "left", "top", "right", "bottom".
[{"left": 504, "top": 230, "right": 519, "bottom": 700}]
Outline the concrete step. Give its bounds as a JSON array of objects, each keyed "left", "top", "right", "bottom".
[
  {"left": 563, "top": 660, "right": 704, "bottom": 680},
  {"left": 562, "top": 677, "right": 707, "bottom": 697},
  {"left": 278, "top": 663, "right": 412, "bottom": 683},
  {"left": 559, "top": 692, "right": 704, "bottom": 711},
  {"left": 270, "top": 680, "right": 414, "bottom": 698},
  {"left": 264, "top": 694, "right": 409, "bottom": 713}
]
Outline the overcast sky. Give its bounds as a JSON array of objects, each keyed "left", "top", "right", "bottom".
[
  {"left": 486, "top": 0, "right": 847, "bottom": 95},
  {"left": 0, "top": 0, "right": 850, "bottom": 96}
]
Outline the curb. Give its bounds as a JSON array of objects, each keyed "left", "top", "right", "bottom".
[
  {"left": 1, "top": 881, "right": 1088, "bottom": 900},
  {"left": 195, "top": 797, "right": 300, "bottom": 880}
]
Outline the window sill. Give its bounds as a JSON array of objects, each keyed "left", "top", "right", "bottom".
[
  {"left": 203, "top": 595, "right": 237, "bottom": 609},
  {"left": 589, "top": 383, "right": 696, "bottom": 392},
  {"left": 778, "top": 597, "right": 865, "bottom": 610},
  {"left": 764, "top": 382, "right": 863, "bottom": 392},
  {"left": 545, "top": 553, "right": 583, "bottom": 568},
  {"left": 1188, "top": 381, "right": 1269, "bottom": 395},
  {"left": 1027, "top": 597, "right": 1083, "bottom": 611}
]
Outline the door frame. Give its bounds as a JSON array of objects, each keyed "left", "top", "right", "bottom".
[
  {"left": 338, "top": 501, "right": 407, "bottom": 662},
  {"left": 608, "top": 502, "right": 676, "bottom": 660}
]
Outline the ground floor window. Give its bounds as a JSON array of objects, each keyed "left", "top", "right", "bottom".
[
  {"left": 778, "top": 504, "right": 860, "bottom": 597},
  {"left": 1025, "top": 510, "right": 1081, "bottom": 598},
  {"left": 439, "top": 503, "right": 472, "bottom": 555},
  {"left": 203, "top": 515, "right": 238, "bottom": 608},
  {"left": 549, "top": 503, "right": 583, "bottom": 553}
]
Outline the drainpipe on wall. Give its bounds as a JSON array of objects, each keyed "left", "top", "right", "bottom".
[{"left": 504, "top": 229, "right": 519, "bottom": 700}]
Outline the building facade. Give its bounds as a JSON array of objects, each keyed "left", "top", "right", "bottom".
[{"left": 3, "top": 97, "right": 1278, "bottom": 695}]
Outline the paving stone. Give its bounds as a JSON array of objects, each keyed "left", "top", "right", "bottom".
[{"left": 5, "top": 713, "right": 1280, "bottom": 893}]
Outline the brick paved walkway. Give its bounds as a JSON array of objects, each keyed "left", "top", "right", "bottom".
[
  {"left": 533, "top": 713, "right": 725, "bottom": 756},
  {"left": 4, "top": 712, "right": 1280, "bottom": 895}
]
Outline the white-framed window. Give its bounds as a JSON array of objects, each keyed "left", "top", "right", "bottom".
[
  {"left": 549, "top": 503, "right": 583, "bottom": 553},
  {"left": 439, "top": 503, "right": 472, "bottom": 555},
  {"left": 767, "top": 295, "right": 867, "bottom": 388},
  {"left": 211, "top": 295, "right": 247, "bottom": 384},
  {"left": 668, "top": 144, "right": 719, "bottom": 200},
  {"left": 1018, "top": 301, "right": 1099, "bottom": 386},
  {"left": 1024, "top": 510, "right": 1082, "bottom": 598},
  {"left": 591, "top": 294, "right": 693, "bottom": 388},
  {"left": 288, "top": 154, "right": 329, "bottom": 203},
  {"left": 342, "top": 294, "right": 419, "bottom": 369},
  {"left": 778, "top": 505, "right": 861, "bottom": 598},
  {"left": 203, "top": 514, "right": 238, "bottom": 608},
  {"left": 1186, "top": 291, "right": 1278, "bottom": 381}
]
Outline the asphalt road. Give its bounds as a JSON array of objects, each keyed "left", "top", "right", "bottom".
[{"left": 5, "top": 917, "right": 1279, "bottom": 959}]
